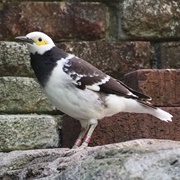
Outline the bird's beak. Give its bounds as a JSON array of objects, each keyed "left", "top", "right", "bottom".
[{"left": 15, "top": 36, "right": 34, "bottom": 44}]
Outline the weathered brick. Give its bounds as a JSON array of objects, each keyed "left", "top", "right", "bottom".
[
  {"left": 0, "top": 2, "right": 106, "bottom": 41},
  {"left": 62, "top": 107, "right": 179, "bottom": 148},
  {"left": 58, "top": 41, "right": 151, "bottom": 79},
  {"left": 116, "top": 0, "right": 180, "bottom": 40},
  {"left": 0, "top": 115, "right": 59, "bottom": 151},
  {"left": 0, "top": 77, "right": 56, "bottom": 113},
  {"left": 124, "top": 69, "right": 180, "bottom": 107},
  {"left": 160, "top": 42, "right": 180, "bottom": 69}
]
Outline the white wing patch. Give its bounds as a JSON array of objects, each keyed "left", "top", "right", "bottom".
[
  {"left": 66, "top": 54, "right": 76, "bottom": 60},
  {"left": 62, "top": 55, "right": 111, "bottom": 91},
  {"left": 86, "top": 75, "right": 110, "bottom": 91}
]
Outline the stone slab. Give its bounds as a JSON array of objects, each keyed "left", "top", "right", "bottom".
[
  {"left": 124, "top": 69, "right": 180, "bottom": 107},
  {"left": 0, "top": 41, "right": 33, "bottom": 77},
  {"left": 62, "top": 107, "right": 180, "bottom": 148},
  {"left": 118, "top": 0, "right": 180, "bottom": 40},
  {"left": 0, "top": 139, "right": 180, "bottom": 179},
  {"left": 0, "top": 77, "right": 56, "bottom": 113},
  {"left": 0, "top": 2, "right": 107, "bottom": 41},
  {"left": 0, "top": 115, "right": 60, "bottom": 152}
]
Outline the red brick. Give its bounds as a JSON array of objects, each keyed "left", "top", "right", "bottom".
[
  {"left": 160, "top": 42, "right": 180, "bottom": 69},
  {"left": 124, "top": 69, "right": 180, "bottom": 107},
  {"left": 62, "top": 107, "right": 179, "bottom": 148},
  {"left": 0, "top": 2, "right": 106, "bottom": 41}
]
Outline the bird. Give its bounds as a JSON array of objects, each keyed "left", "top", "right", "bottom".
[{"left": 15, "top": 32, "right": 173, "bottom": 148}]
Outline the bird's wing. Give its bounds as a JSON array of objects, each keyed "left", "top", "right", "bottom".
[{"left": 63, "top": 56, "right": 151, "bottom": 100}]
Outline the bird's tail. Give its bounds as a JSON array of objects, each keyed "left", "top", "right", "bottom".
[
  {"left": 147, "top": 107, "right": 172, "bottom": 122},
  {"left": 121, "top": 98, "right": 173, "bottom": 122},
  {"left": 136, "top": 101, "right": 173, "bottom": 122},
  {"left": 105, "top": 96, "right": 173, "bottom": 122}
]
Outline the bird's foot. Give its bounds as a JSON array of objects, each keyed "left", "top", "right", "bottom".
[
  {"left": 72, "top": 140, "right": 89, "bottom": 149},
  {"left": 79, "top": 136, "right": 90, "bottom": 148},
  {"left": 80, "top": 141, "right": 88, "bottom": 148},
  {"left": 72, "top": 144, "right": 79, "bottom": 149},
  {"left": 63, "top": 149, "right": 76, "bottom": 156},
  {"left": 72, "top": 135, "right": 91, "bottom": 149},
  {"left": 72, "top": 142, "right": 88, "bottom": 149},
  {"left": 72, "top": 139, "right": 82, "bottom": 149},
  {"left": 76, "top": 136, "right": 91, "bottom": 149}
]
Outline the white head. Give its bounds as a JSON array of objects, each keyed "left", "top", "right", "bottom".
[{"left": 15, "top": 32, "right": 55, "bottom": 55}]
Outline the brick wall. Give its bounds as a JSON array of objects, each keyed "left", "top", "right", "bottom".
[{"left": 0, "top": 0, "right": 179, "bottom": 150}]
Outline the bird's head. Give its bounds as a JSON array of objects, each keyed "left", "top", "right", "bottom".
[{"left": 15, "top": 32, "right": 55, "bottom": 55}]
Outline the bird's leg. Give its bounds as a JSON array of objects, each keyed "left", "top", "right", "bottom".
[
  {"left": 81, "top": 120, "right": 98, "bottom": 148},
  {"left": 72, "top": 124, "right": 89, "bottom": 149}
]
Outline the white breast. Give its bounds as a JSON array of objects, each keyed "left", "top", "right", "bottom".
[{"left": 43, "top": 59, "right": 105, "bottom": 120}]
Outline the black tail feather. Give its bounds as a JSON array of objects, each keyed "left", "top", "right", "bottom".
[{"left": 118, "top": 80, "right": 152, "bottom": 100}]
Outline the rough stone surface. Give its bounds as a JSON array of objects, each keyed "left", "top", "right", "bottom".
[
  {"left": 120, "top": 0, "right": 180, "bottom": 40},
  {"left": 0, "top": 139, "right": 180, "bottom": 179},
  {"left": 0, "top": 2, "right": 106, "bottom": 41},
  {"left": 0, "top": 77, "right": 56, "bottom": 113},
  {"left": 0, "top": 41, "right": 33, "bottom": 77},
  {"left": 124, "top": 69, "right": 180, "bottom": 107},
  {"left": 58, "top": 41, "right": 152, "bottom": 79},
  {"left": 0, "top": 115, "right": 59, "bottom": 152},
  {"left": 160, "top": 42, "right": 180, "bottom": 69},
  {"left": 62, "top": 107, "right": 179, "bottom": 148}
]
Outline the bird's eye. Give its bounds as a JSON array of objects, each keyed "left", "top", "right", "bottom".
[{"left": 38, "top": 38, "right": 42, "bottom": 42}]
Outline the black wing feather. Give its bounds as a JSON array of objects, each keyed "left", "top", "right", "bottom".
[
  {"left": 117, "top": 80, "right": 151, "bottom": 100},
  {"left": 63, "top": 56, "right": 151, "bottom": 100}
]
